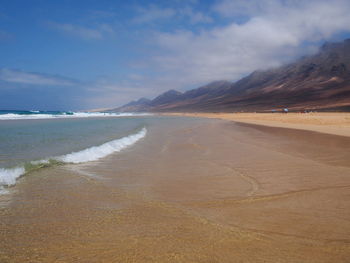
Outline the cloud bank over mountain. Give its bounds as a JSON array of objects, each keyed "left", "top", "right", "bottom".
[{"left": 1, "top": 0, "right": 350, "bottom": 110}]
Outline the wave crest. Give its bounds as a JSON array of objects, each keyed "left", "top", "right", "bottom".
[
  {"left": 0, "top": 128, "right": 147, "bottom": 188},
  {"left": 56, "top": 127, "right": 147, "bottom": 163},
  {"left": 0, "top": 112, "right": 151, "bottom": 120},
  {"left": 0, "top": 167, "right": 26, "bottom": 186}
]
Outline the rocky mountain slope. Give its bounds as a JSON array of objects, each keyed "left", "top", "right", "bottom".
[{"left": 113, "top": 39, "right": 350, "bottom": 112}]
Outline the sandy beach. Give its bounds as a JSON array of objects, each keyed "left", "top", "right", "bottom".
[
  {"left": 1, "top": 116, "right": 350, "bottom": 262},
  {"left": 166, "top": 112, "right": 350, "bottom": 137}
]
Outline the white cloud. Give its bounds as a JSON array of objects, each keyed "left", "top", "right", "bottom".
[
  {"left": 178, "top": 6, "right": 213, "bottom": 24},
  {"left": 83, "top": 78, "right": 155, "bottom": 108},
  {"left": 48, "top": 22, "right": 114, "bottom": 40},
  {"left": 143, "top": 0, "right": 350, "bottom": 89},
  {"left": 8, "top": 1, "right": 350, "bottom": 109},
  {"left": 132, "top": 5, "right": 176, "bottom": 24},
  {"left": 0, "top": 69, "right": 77, "bottom": 86},
  {"left": 132, "top": 4, "right": 212, "bottom": 24},
  {"left": 213, "top": 0, "right": 282, "bottom": 17}
]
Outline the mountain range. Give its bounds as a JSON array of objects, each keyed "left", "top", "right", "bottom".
[{"left": 112, "top": 39, "right": 350, "bottom": 112}]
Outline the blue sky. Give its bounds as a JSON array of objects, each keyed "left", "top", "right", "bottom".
[{"left": 1, "top": 0, "right": 350, "bottom": 110}]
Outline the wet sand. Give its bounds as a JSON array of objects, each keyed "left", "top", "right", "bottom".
[
  {"left": 167, "top": 112, "right": 350, "bottom": 137},
  {"left": 1, "top": 117, "right": 350, "bottom": 262}
]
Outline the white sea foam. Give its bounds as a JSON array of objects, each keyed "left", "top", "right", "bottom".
[
  {"left": 0, "top": 128, "right": 147, "bottom": 188},
  {"left": 0, "top": 167, "right": 26, "bottom": 186},
  {"left": 56, "top": 127, "right": 147, "bottom": 163},
  {"left": 0, "top": 112, "right": 151, "bottom": 120},
  {"left": 30, "top": 159, "right": 50, "bottom": 166}
]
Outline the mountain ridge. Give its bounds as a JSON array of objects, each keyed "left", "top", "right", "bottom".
[{"left": 112, "top": 39, "right": 350, "bottom": 112}]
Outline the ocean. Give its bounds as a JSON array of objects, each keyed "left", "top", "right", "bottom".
[
  {"left": 2, "top": 110, "right": 349, "bottom": 261},
  {"left": 0, "top": 110, "right": 152, "bottom": 190}
]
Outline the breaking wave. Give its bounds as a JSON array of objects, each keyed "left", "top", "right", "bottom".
[
  {"left": 0, "top": 167, "right": 25, "bottom": 186},
  {"left": 0, "top": 127, "right": 147, "bottom": 188},
  {"left": 0, "top": 111, "right": 151, "bottom": 120}
]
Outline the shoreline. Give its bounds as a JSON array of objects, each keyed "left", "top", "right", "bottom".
[
  {"left": 163, "top": 112, "right": 350, "bottom": 137},
  {"left": 1, "top": 116, "right": 350, "bottom": 262}
]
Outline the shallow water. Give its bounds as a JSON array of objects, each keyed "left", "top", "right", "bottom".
[
  {"left": 1, "top": 116, "right": 350, "bottom": 262},
  {"left": 0, "top": 115, "right": 205, "bottom": 187}
]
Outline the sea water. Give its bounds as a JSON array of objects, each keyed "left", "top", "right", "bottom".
[{"left": 0, "top": 111, "right": 152, "bottom": 188}]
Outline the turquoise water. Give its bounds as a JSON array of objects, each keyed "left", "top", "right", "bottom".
[
  {"left": 0, "top": 117, "right": 149, "bottom": 167},
  {"left": 0, "top": 115, "right": 152, "bottom": 187},
  {"left": 0, "top": 110, "right": 146, "bottom": 120},
  {"left": 0, "top": 110, "right": 74, "bottom": 116},
  {"left": 0, "top": 112, "right": 206, "bottom": 189}
]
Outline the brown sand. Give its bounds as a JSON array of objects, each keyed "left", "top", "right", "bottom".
[
  {"left": 1, "top": 117, "right": 350, "bottom": 262},
  {"left": 166, "top": 112, "right": 350, "bottom": 137}
]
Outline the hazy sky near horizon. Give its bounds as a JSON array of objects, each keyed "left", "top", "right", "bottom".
[{"left": 1, "top": 0, "right": 350, "bottom": 110}]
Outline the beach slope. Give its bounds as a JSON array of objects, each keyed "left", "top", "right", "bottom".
[{"left": 1, "top": 116, "right": 349, "bottom": 262}]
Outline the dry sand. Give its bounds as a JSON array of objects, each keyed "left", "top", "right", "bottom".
[
  {"left": 166, "top": 112, "right": 350, "bottom": 137},
  {"left": 1, "top": 117, "right": 350, "bottom": 262}
]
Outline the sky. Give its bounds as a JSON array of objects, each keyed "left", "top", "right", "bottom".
[{"left": 1, "top": 0, "right": 350, "bottom": 111}]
